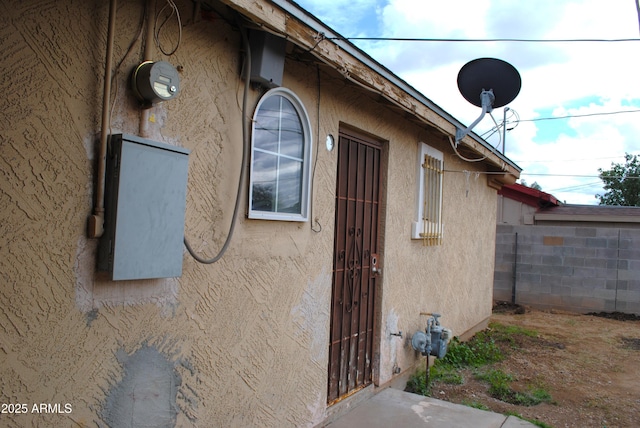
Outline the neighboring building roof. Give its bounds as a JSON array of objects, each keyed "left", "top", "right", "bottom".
[
  {"left": 498, "top": 183, "right": 560, "bottom": 208},
  {"left": 535, "top": 204, "right": 640, "bottom": 224}
]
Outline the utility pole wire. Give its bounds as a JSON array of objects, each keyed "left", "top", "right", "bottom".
[
  {"left": 326, "top": 36, "right": 640, "bottom": 43},
  {"left": 636, "top": 0, "right": 640, "bottom": 35}
]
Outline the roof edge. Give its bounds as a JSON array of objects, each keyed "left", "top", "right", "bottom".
[
  {"left": 223, "top": 0, "right": 521, "bottom": 178},
  {"left": 274, "top": 0, "right": 520, "bottom": 172}
]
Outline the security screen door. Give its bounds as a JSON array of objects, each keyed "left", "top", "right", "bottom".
[{"left": 328, "top": 131, "right": 382, "bottom": 403}]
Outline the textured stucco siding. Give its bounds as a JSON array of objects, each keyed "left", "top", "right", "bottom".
[{"left": 1, "top": 0, "right": 498, "bottom": 426}]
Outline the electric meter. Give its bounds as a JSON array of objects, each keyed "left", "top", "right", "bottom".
[{"left": 131, "top": 61, "right": 180, "bottom": 106}]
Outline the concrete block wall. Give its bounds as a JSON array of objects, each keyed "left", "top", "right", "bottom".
[{"left": 494, "top": 225, "right": 640, "bottom": 315}]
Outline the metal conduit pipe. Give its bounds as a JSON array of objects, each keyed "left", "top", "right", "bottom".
[
  {"left": 139, "top": 0, "right": 155, "bottom": 138},
  {"left": 88, "top": 0, "right": 117, "bottom": 239}
]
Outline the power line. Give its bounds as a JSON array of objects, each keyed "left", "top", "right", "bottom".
[
  {"left": 478, "top": 109, "right": 640, "bottom": 140},
  {"left": 513, "top": 156, "right": 626, "bottom": 163},
  {"left": 521, "top": 172, "right": 640, "bottom": 179},
  {"left": 327, "top": 36, "right": 640, "bottom": 43},
  {"left": 547, "top": 182, "right": 603, "bottom": 193},
  {"left": 513, "top": 108, "right": 640, "bottom": 123},
  {"left": 637, "top": 0, "right": 640, "bottom": 35}
]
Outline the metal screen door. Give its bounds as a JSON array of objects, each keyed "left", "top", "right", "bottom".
[{"left": 328, "top": 131, "right": 382, "bottom": 404}]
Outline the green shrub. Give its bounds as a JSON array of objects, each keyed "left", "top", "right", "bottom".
[
  {"left": 405, "top": 322, "right": 550, "bottom": 410},
  {"left": 439, "top": 334, "right": 503, "bottom": 368},
  {"left": 476, "top": 369, "right": 513, "bottom": 400},
  {"left": 461, "top": 400, "right": 490, "bottom": 411},
  {"left": 476, "top": 369, "right": 552, "bottom": 406},
  {"left": 512, "top": 387, "right": 553, "bottom": 406},
  {"left": 504, "top": 412, "right": 554, "bottom": 428},
  {"left": 430, "top": 363, "right": 464, "bottom": 385},
  {"left": 488, "top": 323, "right": 538, "bottom": 348},
  {"left": 405, "top": 368, "right": 430, "bottom": 396}
]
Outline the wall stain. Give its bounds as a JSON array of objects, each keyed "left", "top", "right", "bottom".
[
  {"left": 102, "top": 345, "right": 181, "bottom": 428},
  {"left": 85, "top": 308, "right": 98, "bottom": 327}
]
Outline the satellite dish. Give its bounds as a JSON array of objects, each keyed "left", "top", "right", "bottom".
[
  {"left": 455, "top": 58, "right": 521, "bottom": 144},
  {"left": 457, "top": 58, "right": 521, "bottom": 108}
]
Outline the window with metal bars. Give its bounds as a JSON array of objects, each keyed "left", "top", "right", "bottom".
[{"left": 412, "top": 143, "right": 443, "bottom": 245}]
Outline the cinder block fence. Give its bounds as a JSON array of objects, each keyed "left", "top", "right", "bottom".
[{"left": 494, "top": 225, "right": 640, "bottom": 315}]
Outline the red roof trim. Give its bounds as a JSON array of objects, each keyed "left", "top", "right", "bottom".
[{"left": 498, "top": 183, "right": 560, "bottom": 208}]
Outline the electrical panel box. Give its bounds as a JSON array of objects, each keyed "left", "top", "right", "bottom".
[
  {"left": 98, "top": 134, "right": 190, "bottom": 281},
  {"left": 249, "top": 30, "right": 286, "bottom": 88}
]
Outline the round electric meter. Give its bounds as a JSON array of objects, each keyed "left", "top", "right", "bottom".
[{"left": 131, "top": 61, "right": 180, "bottom": 105}]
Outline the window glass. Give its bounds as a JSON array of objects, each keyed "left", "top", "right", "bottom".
[
  {"left": 249, "top": 88, "right": 312, "bottom": 221},
  {"left": 251, "top": 151, "right": 278, "bottom": 211},
  {"left": 277, "top": 157, "right": 302, "bottom": 213}
]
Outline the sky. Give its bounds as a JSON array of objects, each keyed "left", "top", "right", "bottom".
[{"left": 294, "top": 0, "right": 640, "bottom": 205}]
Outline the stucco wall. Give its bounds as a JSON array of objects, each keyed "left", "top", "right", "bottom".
[
  {"left": 497, "top": 194, "right": 536, "bottom": 225},
  {"left": 1, "top": 1, "right": 499, "bottom": 426}
]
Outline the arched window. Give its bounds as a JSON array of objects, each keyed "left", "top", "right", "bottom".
[{"left": 249, "top": 88, "right": 312, "bottom": 221}]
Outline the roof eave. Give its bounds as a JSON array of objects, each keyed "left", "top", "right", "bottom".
[{"left": 219, "top": 0, "right": 521, "bottom": 181}]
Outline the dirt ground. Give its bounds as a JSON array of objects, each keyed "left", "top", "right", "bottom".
[{"left": 433, "top": 303, "right": 640, "bottom": 428}]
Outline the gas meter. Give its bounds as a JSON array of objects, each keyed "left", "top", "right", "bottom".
[{"left": 411, "top": 313, "right": 452, "bottom": 358}]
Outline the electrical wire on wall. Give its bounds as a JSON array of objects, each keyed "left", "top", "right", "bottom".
[
  {"left": 447, "top": 135, "right": 486, "bottom": 163},
  {"left": 183, "top": 17, "right": 251, "bottom": 264},
  {"left": 155, "top": 0, "right": 182, "bottom": 56},
  {"left": 310, "top": 64, "right": 323, "bottom": 233},
  {"left": 109, "top": 2, "right": 147, "bottom": 138},
  {"left": 463, "top": 170, "right": 481, "bottom": 198},
  {"left": 481, "top": 108, "right": 520, "bottom": 142},
  {"left": 487, "top": 111, "right": 504, "bottom": 153},
  {"left": 447, "top": 106, "right": 522, "bottom": 165}
]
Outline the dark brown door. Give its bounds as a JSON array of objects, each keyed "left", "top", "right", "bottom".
[{"left": 328, "top": 131, "right": 382, "bottom": 404}]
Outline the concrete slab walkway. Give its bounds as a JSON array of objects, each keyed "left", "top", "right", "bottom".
[{"left": 324, "top": 388, "right": 538, "bottom": 428}]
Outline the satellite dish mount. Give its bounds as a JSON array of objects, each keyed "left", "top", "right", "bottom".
[{"left": 455, "top": 58, "right": 521, "bottom": 146}]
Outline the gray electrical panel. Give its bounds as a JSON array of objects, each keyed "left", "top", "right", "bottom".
[
  {"left": 249, "top": 30, "right": 286, "bottom": 88},
  {"left": 98, "top": 134, "right": 190, "bottom": 281}
]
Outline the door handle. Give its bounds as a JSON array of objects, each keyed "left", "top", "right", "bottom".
[{"left": 371, "top": 254, "right": 382, "bottom": 276}]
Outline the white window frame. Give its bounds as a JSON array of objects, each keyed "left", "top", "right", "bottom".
[
  {"left": 248, "top": 87, "right": 313, "bottom": 222},
  {"left": 412, "top": 142, "right": 444, "bottom": 243}
]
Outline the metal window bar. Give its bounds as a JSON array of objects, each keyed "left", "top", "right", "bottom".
[{"left": 421, "top": 154, "right": 443, "bottom": 246}]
